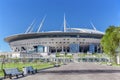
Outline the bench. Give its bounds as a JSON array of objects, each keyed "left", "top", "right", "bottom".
[
  {"left": 107, "top": 62, "right": 112, "bottom": 66},
  {"left": 3, "top": 68, "right": 24, "bottom": 79},
  {"left": 54, "top": 63, "right": 60, "bottom": 67},
  {"left": 23, "top": 66, "right": 37, "bottom": 74}
]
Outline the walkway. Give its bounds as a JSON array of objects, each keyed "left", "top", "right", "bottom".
[{"left": 5, "top": 62, "right": 120, "bottom": 80}]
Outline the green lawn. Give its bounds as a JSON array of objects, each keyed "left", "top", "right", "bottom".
[
  {"left": 0, "top": 62, "right": 53, "bottom": 77},
  {"left": 56, "top": 53, "right": 73, "bottom": 58},
  {"left": 78, "top": 53, "right": 108, "bottom": 58}
]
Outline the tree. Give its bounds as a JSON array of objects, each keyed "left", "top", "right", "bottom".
[
  {"left": 0, "top": 55, "right": 6, "bottom": 70},
  {"left": 101, "top": 26, "right": 120, "bottom": 64}
]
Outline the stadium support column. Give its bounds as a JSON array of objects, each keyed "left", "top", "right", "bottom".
[
  {"left": 97, "top": 44, "right": 100, "bottom": 53},
  {"left": 55, "top": 47, "right": 57, "bottom": 53},
  {"left": 44, "top": 46, "right": 49, "bottom": 53},
  {"left": 62, "top": 45, "right": 64, "bottom": 52},
  {"left": 48, "top": 46, "right": 49, "bottom": 53},
  {"left": 96, "top": 45, "right": 98, "bottom": 53},
  {"left": 100, "top": 45, "right": 103, "bottom": 53}
]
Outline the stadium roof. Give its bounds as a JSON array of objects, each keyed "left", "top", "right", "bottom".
[
  {"left": 4, "top": 15, "right": 104, "bottom": 43},
  {"left": 66, "top": 28, "right": 104, "bottom": 34},
  {"left": 5, "top": 30, "right": 104, "bottom": 43}
]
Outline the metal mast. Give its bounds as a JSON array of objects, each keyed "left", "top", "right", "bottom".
[
  {"left": 25, "top": 19, "right": 35, "bottom": 33},
  {"left": 37, "top": 16, "right": 46, "bottom": 33},
  {"left": 90, "top": 22, "right": 97, "bottom": 31},
  {"left": 64, "top": 14, "right": 67, "bottom": 32}
]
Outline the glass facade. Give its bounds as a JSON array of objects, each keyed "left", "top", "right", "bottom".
[
  {"left": 37, "top": 45, "right": 44, "bottom": 53},
  {"left": 69, "top": 44, "right": 79, "bottom": 53},
  {"left": 89, "top": 44, "right": 95, "bottom": 53}
]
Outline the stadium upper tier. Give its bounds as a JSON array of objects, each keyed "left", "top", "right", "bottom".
[{"left": 4, "top": 28, "right": 104, "bottom": 42}]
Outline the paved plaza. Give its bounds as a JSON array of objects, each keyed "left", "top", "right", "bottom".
[{"left": 4, "top": 62, "right": 120, "bottom": 80}]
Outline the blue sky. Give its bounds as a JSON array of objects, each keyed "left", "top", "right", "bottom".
[{"left": 0, "top": 0, "right": 120, "bottom": 51}]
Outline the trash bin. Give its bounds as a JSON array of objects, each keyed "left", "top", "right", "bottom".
[{"left": 23, "top": 67, "right": 28, "bottom": 75}]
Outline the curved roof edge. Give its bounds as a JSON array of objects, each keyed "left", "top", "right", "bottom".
[{"left": 66, "top": 28, "right": 104, "bottom": 34}]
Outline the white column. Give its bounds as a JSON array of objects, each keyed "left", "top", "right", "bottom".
[
  {"left": 47, "top": 46, "right": 49, "bottom": 53},
  {"left": 44, "top": 46, "right": 50, "bottom": 53},
  {"left": 55, "top": 47, "right": 57, "bottom": 53},
  {"left": 62, "top": 45, "right": 64, "bottom": 52},
  {"left": 44, "top": 46, "right": 47, "bottom": 53}
]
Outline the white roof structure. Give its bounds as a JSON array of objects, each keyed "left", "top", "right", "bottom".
[{"left": 66, "top": 28, "right": 104, "bottom": 34}]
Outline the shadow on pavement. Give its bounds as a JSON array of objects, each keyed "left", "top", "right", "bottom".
[{"left": 38, "top": 69, "right": 120, "bottom": 75}]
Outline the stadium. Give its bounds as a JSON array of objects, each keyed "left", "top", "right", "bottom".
[{"left": 4, "top": 16, "right": 104, "bottom": 57}]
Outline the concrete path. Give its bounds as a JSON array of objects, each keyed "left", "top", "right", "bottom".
[{"left": 4, "top": 62, "right": 120, "bottom": 80}]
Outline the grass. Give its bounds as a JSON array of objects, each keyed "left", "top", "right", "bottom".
[
  {"left": 99, "top": 61, "right": 120, "bottom": 67},
  {"left": 56, "top": 53, "right": 73, "bottom": 58},
  {"left": 78, "top": 53, "right": 108, "bottom": 58},
  {"left": 112, "top": 63, "right": 120, "bottom": 66},
  {"left": 0, "top": 62, "right": 53, "bottom": 77}
]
